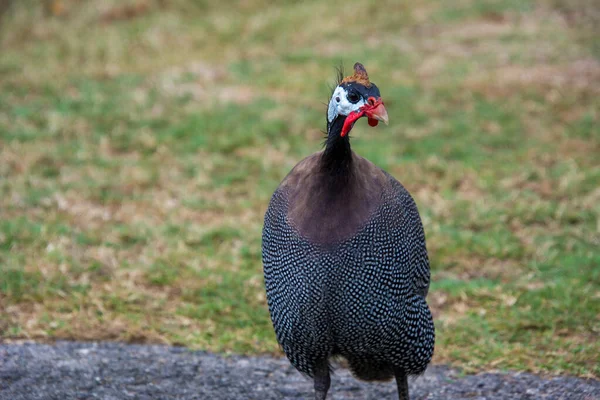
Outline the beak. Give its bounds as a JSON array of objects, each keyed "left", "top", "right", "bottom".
[
  {"left": 366, "top": 102, "right": 389, "bottom": 125},
  {"left": 341, "top": 98, "right": 389, "bottom": 137}
]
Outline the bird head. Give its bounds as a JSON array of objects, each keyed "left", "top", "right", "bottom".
[{"left": 327, "top": 62, "right": 389, "bottom": 137}]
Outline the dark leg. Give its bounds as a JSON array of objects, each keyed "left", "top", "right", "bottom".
[
  {"left": 313, "top": 365, "right": 331, "bottom": 400},
  {"left": 394, "top": 367, "right": 409, "bottom": 400}
]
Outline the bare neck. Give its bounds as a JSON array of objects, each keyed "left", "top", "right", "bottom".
[{"left": 322, "top": 115, "right": 353, "bottom": 181}]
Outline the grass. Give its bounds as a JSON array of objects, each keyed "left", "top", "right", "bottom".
[{"left": 1, "top": 0, "right": 599, "bottom": 378}]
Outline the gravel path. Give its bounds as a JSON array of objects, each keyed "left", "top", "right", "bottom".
[{"left": 0, "top": 342, "right": 597, "bottom": 400}]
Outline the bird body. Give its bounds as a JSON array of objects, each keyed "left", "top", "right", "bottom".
[{"left": 262, "top": 63, "right": 434, "bottom": 400}]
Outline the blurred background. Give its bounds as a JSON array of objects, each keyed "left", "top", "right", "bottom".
[{"left": 0, "top": 0, "right": 598, "bottom": 378}]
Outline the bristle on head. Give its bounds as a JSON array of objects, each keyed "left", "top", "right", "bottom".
[{"left": 341, "top": 62, "right": 371, "bottom": 88}]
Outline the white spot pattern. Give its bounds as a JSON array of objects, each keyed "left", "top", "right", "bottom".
[{"left": 262, "top": 171, "right": 435, "bottom": 380}]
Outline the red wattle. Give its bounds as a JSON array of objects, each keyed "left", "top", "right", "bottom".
[
  {"left": 368, "top": 118, "right": 379, "bottom": 127},
  {"left": 341, "top": 110, "right": 365, "bottom": 137}
]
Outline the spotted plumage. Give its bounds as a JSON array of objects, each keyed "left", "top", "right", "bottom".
[{"left": 262, "top": 63, "right": 434, "bottom": 400}]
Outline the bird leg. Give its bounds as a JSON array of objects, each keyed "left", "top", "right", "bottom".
[
  {"left": 394, "top": 368, "right": 409, "bottom": 400},
  {"left": 313, "top": 366, "right": 331, "bottom": 400}
]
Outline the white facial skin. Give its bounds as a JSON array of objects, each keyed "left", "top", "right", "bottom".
[{"left": 328, "top": 85, "right": 366, "bottom": 123}]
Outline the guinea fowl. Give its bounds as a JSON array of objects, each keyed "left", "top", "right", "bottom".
[{"left": 262, "top": 63, "right": 434, "bottom": 400}]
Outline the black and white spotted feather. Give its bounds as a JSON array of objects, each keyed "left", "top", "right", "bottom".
[{"left": 262, "top": 170, "right": 435, "bottom": 380}]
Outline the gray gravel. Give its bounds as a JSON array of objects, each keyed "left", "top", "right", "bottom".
[{"left": 0, "top": 342, "right": 597, "bottom": 400}]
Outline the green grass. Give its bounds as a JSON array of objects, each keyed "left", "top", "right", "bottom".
[{"left": 1, "top": 0, "right": 599, "bottom": 378}]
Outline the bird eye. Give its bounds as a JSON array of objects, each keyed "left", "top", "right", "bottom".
[{"left": 347, "top": 92, "right": 360, "bottom": 103}]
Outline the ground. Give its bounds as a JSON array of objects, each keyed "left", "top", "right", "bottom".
[
  {"left": 0, "top": 0, "right": 599, "bottom": 382},
  {"left": 1, "top": 342, "right": 598, "bottom": 400}
]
